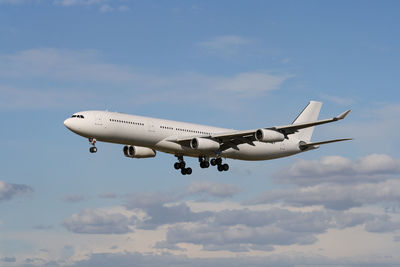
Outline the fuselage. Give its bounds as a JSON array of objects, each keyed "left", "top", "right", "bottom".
[{"left": 64, "top": 110, "right": 303, "bottom": 161}]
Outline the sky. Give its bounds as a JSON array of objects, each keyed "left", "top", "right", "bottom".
[{"left": 1, "top": 0, "right": 400, "bottom": 266}]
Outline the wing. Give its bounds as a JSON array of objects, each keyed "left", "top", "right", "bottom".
[{"left": 171, "top": 109, "right": 351, "bottom": 151}]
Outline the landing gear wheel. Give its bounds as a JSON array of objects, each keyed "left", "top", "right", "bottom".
[
  {"left": 217, "top": 164, "right": 224, "bottom": 172},
  {"left": 210, "top": 158, "right": 217, "bottom": 166},
  {"left": 179, "top": 161, "right": 186, "bottom": 169},
  {"left": 181, "top": 168, "right": 187, "bottom": 175},
  {"left": 223, "top": 163, "right": 229, "bottom": 171},
  {"left": 89, "top": 147, "right": 97, "bottom": 153},
  {"left": 203, "top": 161, "right": 210, "bottom": 168},
  {"left": 186, "top": 168, "right": 192, "bottom": 175},
  {"left": 216, "top": 158, "right": 222, "bottom": 165},
  {"left": 174, "top": 162, "right": 181, "bottom": 170}
]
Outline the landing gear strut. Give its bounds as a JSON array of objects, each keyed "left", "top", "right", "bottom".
[
  {"left": 89, "top": 138, "right": 97, "bottom": 153},
  {"left": 174, "top": 156, "right": 192, "bottom": 175}
]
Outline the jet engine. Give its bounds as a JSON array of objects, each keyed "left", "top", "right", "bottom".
[
  {"left": 190, "top": 137, "right": 220, "bottom": 151},
  {"left": 123, "top": 145, "right": 156, "bottom": 158},
  {"left": 255, "top": 129, "right": 285, "bottom": 143}
]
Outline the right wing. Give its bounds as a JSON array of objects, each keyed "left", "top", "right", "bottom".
[{"left": 169, "top": 110, "right": 351, "bottom": 151}]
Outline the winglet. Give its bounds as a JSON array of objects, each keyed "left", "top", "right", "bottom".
[{"left": 335, "top": 110, "right": 351, "bottom": 120}]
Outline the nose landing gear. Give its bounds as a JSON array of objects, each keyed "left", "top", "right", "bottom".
[{"left": 89, "top": 138, "right": 97, "bottom": 153}]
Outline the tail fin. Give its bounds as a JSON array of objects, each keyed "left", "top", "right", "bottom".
[{"left": 292, "top": 101, "right": 322, "bottom": 142}]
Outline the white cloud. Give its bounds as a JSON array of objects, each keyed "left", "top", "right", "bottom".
[
  {"left": 99, "top": 3, "right": 112, "bottom": 13},
  {"left": 53, "top": 0, "right": 105, "bottom": 6},
  {"left": 0, "top": 48, "right": 290, "bottom": 110},
  {"left": 197, "top": 35, "right": 252, "bottom": 57},
  {"left": 0, "top": 180, "right": 32, "bottom": 202}
]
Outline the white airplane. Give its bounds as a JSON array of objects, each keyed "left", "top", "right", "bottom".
[{"left": 64, "top": 101, "right": 351, "bottom": 175}]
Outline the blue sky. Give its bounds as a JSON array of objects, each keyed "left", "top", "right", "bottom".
[{"left": 1, "top": 0, "right": 400, "bottom": 266}]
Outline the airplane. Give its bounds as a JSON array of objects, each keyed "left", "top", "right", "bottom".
[{"left": 64, "top": 101, "right": 351, "bottom": 175}]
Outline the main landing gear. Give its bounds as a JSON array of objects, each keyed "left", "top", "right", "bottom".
[
  {"left": 200, "top": 156, "right": 229, "bottom": 171},
  {"left": 174, "top": 156, "right": 229, "bottom": 175},
  {"left": 89, "top": 138, "right": 97, "bottom": 153},
  {"left": 210, "top": 157, "right": 229, "bottom": 172},
  {"left": 174, "top": 156, "right": 192, "bottom": 175}
]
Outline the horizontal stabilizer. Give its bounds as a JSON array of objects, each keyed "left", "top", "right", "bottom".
[{"left": 299, "top": 138, "right": 352, "bottom": 150}]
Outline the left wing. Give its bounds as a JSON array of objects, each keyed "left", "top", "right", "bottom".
[{"left": 170, "top": 109, "right": 351, "bottom": 151}]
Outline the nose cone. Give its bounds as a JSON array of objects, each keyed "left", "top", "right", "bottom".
[{"left": 64, "top": 118, "right": 73, "bottom": 130}]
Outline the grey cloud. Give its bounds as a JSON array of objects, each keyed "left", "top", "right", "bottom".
[
  {"left": 63, "top": 251, "right": 400, "bottom": 267},
  {"left": 124, "top": 192, "right": 212, "bottom": 230},
  {"left": 98, "top": 192, "right": 118, "bottom": 199},
  {"left": 250, "top": 179, "right": 400, "bottom": 210},
  {"left": 186, "top": 181, "right": 241, "bottom": 198},
  {"left": 63, "top": 209, "right": 135, "bottom": 234},
  {"left": 1, "top": 256, "right": 16, "bottom": 262},
  {"left": 62, "top": 194, "right": 85, "bottom": 203},
  {"left": 153, "top": 241, "right": 186, "bottom": 251},
  {"left": 161, "top": 208, "right": 374, "bottom": 252},
  {"left": 165, "top": 224, "right": 317, "bottom": 252},
  {"left": 34, "top": 225, "right": 53, "bottom": 230},
  {"left": 0, "top": 180, "right": 32, "bottom": 202},
  {"left": 274, "top": 154, "right": 400, "bottom": 186},
  {"left": 365, "top": 215, "right": 400, "bottom": 233}
]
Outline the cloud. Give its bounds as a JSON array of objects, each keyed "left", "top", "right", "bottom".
[
  {"left": 98, "top": 192, "right": 118, "bottom": 199},
  {"left": 0, "top": 180, "right": 33, "bottom": 202},
  {"left": 124, "top": 192, "right": 212, "bottom": 230},
  {"left": 160, "top": 208, "right": 377, "bottom": 252},
  {"left": 53, "top": 0, "right": 105, "bottom": 7},
  {"left": 273, "top": 154, "right": 400, "bottom": 186},
  {"left": 63, "top": 208, "right": 135, "bottom": 234},
  {"left": 186, "top": 181, "right": 241, "bottom": 198},
  {"left": 197, "top": 35, "right": 252, "bottom": 56},
  {"left": 62, "top": 194, "right": 86, "bottom": 203},
  {"left": 0, "top": 48, "right": 290, "bottom": 110},
  {"left": 250, "top": 179, "right": 400, "bottom": 210},
  {"left": 1, "top": 256, "right": 16, "bottom": 262},
  {"left": 61, "top": 251, "right": 400, "bottom": 267}
]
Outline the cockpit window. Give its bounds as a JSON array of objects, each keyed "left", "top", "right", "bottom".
[{"left": 71, "top": 115, "right": 84, "bottom": 119}]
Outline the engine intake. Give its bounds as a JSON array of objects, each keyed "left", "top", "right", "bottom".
[
  {"left": 255, "top": 129, "right": 285, "bottom": 143},
  {"left": 190, "top": 137, "right": 220, "bottom": 151},
  {"left": 123, "top": 145, "right": 156, "bottom": 158}
]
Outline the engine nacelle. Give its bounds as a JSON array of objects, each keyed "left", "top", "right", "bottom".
[
  {"left": 190, "top": 137, "right": 220, "bottom": 151},
  {"left": 255, "top": 129, "right": 285, "bottom": 143},
  {"left": 123, "top": 145, "right": 156, "bottom": 158}
]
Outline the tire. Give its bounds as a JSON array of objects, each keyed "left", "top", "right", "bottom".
[
  {"left": 174, "top": 162, "right": 181, "bottom": 170},
  {"left": 223, "top": 164, "right": 229, "bottom": 171},
  {"left": 217, "top": 164, "right": 224, "bottom": 172},
  {"left": 210, "top": 159, "right": 217, "bottom": 166},
  {"left": 216, "top": 158, "right": 222, "bottom": 165},
  {"left": 204, "top": 161, "right": 210, "bottom": 168},
  {"left": 200, "top": 162, "right": 205, "bottom": 168},
  {"left": 186, "top": 168, "right": 192, "bottom": 175},
  {"left": 179, "top": 161, "right": 186, "bottom": 169},
  {"left": 181, "top": 168, "right": 187, "bottom": 175}
]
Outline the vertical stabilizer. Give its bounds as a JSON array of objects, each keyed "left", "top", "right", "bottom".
[{"left": 292, "top": 101, "right": 322, "bottom": 142}]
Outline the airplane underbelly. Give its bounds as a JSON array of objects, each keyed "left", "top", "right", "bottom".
[{"left": 222, "top": 141, "right": 301, "bottom": 161}]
